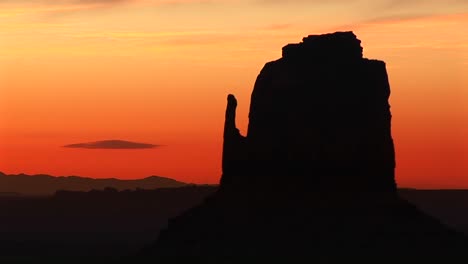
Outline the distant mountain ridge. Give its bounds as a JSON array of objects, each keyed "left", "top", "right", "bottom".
[{"left": 0, "top": 171, "right": 187, "bottom": 196}]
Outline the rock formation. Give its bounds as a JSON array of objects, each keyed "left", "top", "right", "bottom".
[
  {"left": 221, "top": 31, "right": 395, "bottom": 194},
  {"left": 139, "top": 32, "right": 468, "bottom": 262}
]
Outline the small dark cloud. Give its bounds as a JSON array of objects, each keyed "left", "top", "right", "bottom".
[{"left": 63, "top": 139, "right": 159, "bottom": 149}]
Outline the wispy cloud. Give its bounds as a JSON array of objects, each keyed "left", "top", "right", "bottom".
[
  {"left": 0, "top": 2, "right": 118, "bottom": 18},
  {"left": 2, "top": 0, "right": 467, "bottom": 20},
  {"left": 63, "top": 139, "right": 159, "bottom": 149},
  {"left": 0, "top": 0, "right": 215, "bottom": 17},
  {"left": 255, "top": 0, "right": 468, "bottom": 20},
  {"left": 261, "top": 23, "right": 294, "bottom": 31}
]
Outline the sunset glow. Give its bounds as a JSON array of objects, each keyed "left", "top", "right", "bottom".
[{"left": 1, "top": 1, "right": 467, "bottom": 188}]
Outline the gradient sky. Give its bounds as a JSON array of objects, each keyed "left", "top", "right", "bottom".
[{"left": 0, "top": 0, "right": 467, "bottom": 188}]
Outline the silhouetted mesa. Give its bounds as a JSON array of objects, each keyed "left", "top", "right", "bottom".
[
  {"left": 222, "top": 31, "right": 395, "bottom": 194},
  {"left": 141, "top": 32, "right": 468, "bottom": 262}
]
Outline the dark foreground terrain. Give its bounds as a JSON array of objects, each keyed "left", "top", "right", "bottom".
[
  {"left": 0, "top": 186, "right": 467, "bottom": 262},
  {"left": 398, "top": 189, "right": 468, "bottom": 236},
  {"left": 0, "top": 186, "right": 216, "bottom": 262}
]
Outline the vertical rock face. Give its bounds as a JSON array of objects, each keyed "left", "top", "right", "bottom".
[{"left": 221, "top": 31, "right": 396, "bottom": 193}]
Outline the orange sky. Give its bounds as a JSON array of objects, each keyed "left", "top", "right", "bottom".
[{"left": 0, "top": 1, "right": 467, "bottom": 188}]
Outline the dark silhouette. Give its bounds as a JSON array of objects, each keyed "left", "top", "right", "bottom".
[
  {"left": 399, "top": 189, "right": 468, "bottom": 235},
  {"left": 220, "top": 94, "right": 246, "bottom": 188},
  {"left": 1, "top": 186, "right": 468, "bottom": 262},
  {"left": 221, "top": 31, "right": 395, "bottom": 194},
  {"left": 0, "top": 171, "right": 186, "bottom": 196},
  {"left": 139, "top": 32, "right": 468, "bottom": 262},
  {"left": 0, "top": 186, "right": 217, "bottom": 261}
]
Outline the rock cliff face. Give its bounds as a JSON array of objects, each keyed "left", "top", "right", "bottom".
[
  {"left": 140, "top": 32, "right": 468, "bottom": 262},
  {"left": 222, "top": 31, "right": 395, "bottom": 194}
]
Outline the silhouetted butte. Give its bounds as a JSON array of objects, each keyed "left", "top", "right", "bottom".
[
  {"left": 139, "top": 32, "right": 468, "bottom": 263},
  {"left": 221, "top": 31, "right": 395, "bottom": 194}
]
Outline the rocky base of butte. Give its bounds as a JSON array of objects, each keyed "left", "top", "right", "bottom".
[{"left": 138, "top": 32, "right": 468, "bottom": 263}]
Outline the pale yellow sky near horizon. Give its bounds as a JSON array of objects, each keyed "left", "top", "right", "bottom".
[{"left": 0, "top": 0, "right": 467, "bottom": 188}]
